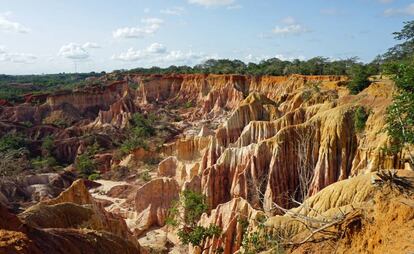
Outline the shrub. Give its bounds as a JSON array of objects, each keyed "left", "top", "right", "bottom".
[
  {"left": 21, "top": 121, "right": 33, "bottom": 128},
  {"left": 41, "top": 136, "right": 54, "bottom": 157},
  {"left": 347, "top": 65, "right": 371, "bottom": 94},
  {"left": 354, "top": 106, "right": 369, "bottom": 133},
  {"left": 120, "top": 135, "right": 148, "bottom": 154},
  {"left": 130, "top": 112, "right": 155, "bottom": 137},
  {"left": 0, "top": 133, "right": 27, "bottom": 152},
  {"left": 184, "top": 101, "right": 194, "bottom": 108},
  {"left": 75, "top": 143, "right": 101, "bottom": 178},
  {"left": 241, "top": 215, "right": 285, "bottom": 254},
  {"left": 31, "top": 156, "right": 57, "bottom": 170},
  {"left": 385, "top": 90, "right": 414, "bottom": 164},
  {"left": 144, "top": 156, "right": 161, "bottom": 165},
  {"left": 120, "top": 113, "right": 156, "bottom": 153},
  {"left": 140, "top": 170, "right": 151, "bottom": 182},
  {"left": 0, "top": 149, "right": 31, "bottom": 177},
  {"left": 167, "top": 190, "right": 221, "bottom": 250},
  {"left": 88, "top": 173, "right": 101, "bottom": 181}
]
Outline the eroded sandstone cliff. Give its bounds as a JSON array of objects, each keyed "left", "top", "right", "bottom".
[{"left": 0, "top": 74, "right": 409, "bottom": 254}]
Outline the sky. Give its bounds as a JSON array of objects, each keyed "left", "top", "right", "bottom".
[{"left": 0, "top": 0, "right": 413, "bottom": 74}]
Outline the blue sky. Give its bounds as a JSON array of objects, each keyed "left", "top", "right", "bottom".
[{"left": 0, "top": 0, "right": 413, "bottom": 74}]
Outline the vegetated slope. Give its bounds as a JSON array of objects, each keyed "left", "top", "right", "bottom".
[{"left": 0, "top": 73, "right": 411, "bottom": 253}]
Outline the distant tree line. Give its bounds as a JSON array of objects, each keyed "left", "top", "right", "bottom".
[
  {"left": 0, "top": 72, "right": 105, "bottom": 102},
  {"left": 124, "top": 57, "right": 381, "bottom": 77}
]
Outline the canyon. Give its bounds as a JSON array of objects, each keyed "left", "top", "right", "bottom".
[{"left": 0, "top": 73, "right": 413, "bottom": 254}]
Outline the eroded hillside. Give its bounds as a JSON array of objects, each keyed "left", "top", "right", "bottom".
[{"left": 0, "top": 74, "right": 413, "bottom": 254}]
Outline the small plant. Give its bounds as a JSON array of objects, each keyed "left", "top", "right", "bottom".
[
  {"left": 88, "top": 173, "right": 101, "bottom": 181},
  {"left": 167, "top": 190, "right": 222, "bottom": 251},
  {"left": 184, "top": 101, "right": 194, "bottom": 109},
  {"left": 373, "top": 170, "right": 413, "bottom": 192},
  {"left": 144, "top": 156, "right": 161, "bottom": 165},
  {"left": 41, "top": 136, "right": 55, "bottom": 157},
  {"left": 76, "top": 153, "right": 96, "bottom": 177},
  {"left": 75, "top": 142, "right": 101, "bottom": 178},
  {"left": 120, "top": 135, "right": 148, "bottom": 154},
  {"left": 301, "top": 90, "right": 312, "bottom": 101},
  {"left": 128, "top": 82, "right": 139, "bottom": 90},
  {"left": 21, "top": 121, "right": 33, "bottom": 128},
  {"left": 140, "top": 170, "right": 151, "bottom": 182},
  {"left": 31, "top": 156, "right": 57, "bottom": 170},
  {"left": 241, "top": 215, "right": 285, "bottom": 254},
  {"left": 353, "top": 106, "right": 369, "bottom": 133},
  {"left": 51, "top": 118, "right": 69, "bottom": 128},
  {"left": 0, "top": 133, "right": 27, "bottom": 152}
]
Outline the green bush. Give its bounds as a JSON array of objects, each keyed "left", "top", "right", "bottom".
[
  {"left": 31, "top": 156, "right": 57, "bottom": 170},
  {"left": 41, "top": 136, "right": 54, "bottom": 156},
  {"left": 120, "top": 135, "right": 148, "bottom": 154},
  {"left": 347, "top": 65, "right": 371, "bottom": 94},
  {"left": 120, "top": 113, "right": 156, "bottom": 153},
  {"left": 167, "top": 190, "right": 221, "bottom": 249},
  {"left": 88, "top": 173, "right": 101, "bottom": 181},
  {"left": 76, "top": 153, "right": 96, "bottom": 177},
  {"left": 130, "top": 112, "right": 155, "bottom": 137},
  {"left": 354, "top": 106, "right": 369, "bottom": 133},
  {"left": 241, "top": 215, "right": 285, "bottom": 254},
  {"left": 140, "top": 170, "right": 151, "bottom": 182},
  {"left": 184, "top": 101, "right": 193, "bottom": 108},
  {"left": 0, "top": 133, "right": 27, "bottom": 152},
  {"left": 75, "top": 143, "right": 101, "bottom": 178}
]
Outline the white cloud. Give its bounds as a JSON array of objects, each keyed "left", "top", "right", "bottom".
[
  {"left": 113, "top": 43, "right": 216, "bottom": 65},
  {"left": 112, "top": 43, "right": 167, "bottom": 61},
  {"left": 161, "top": 50, "right": 214, "bottom": 64},
  {"left": 160, "top": 7, "right": 185, "bottom": 15},
  {"left": 274, "top": 54, "right": 306, "bottom": 61},
  {"left": 271, "top": 17, "right": 310, "bottom": 36},
  {"left": 82, "top": 42, "right": 101, "bottom": 49},
  {"left": 58, "top": 42, "right": 100, "bottom": 60},
  {"left": 384, "top": 3, "right": 414, "bottom": 16},
  {"left": 147, "top": 42, "right": 167, "bottom": 54},
  {"left": 113, "top": 18, "right": 163, "bottom": 39},
  {"left": 245, "top": 53, "right": 305, "bottom": 63},
  {"left": 272, "top": 24, "right": 309, "bottom": 36},
  {"left": 188, "top": 0, "right": 236, "bottom": 7},
  {"left": 0, "top": 46, "right": 36, "bottom": 63},
  {"left": 144, "top": 8, "right": 150, "bottom": 13},
  {"left": 0, "top": 12, "right": 30, "bottom": 33}
]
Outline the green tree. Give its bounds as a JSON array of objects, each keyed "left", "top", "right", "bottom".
[
  {"left": 384, "top": 21, "right": 414, "bottom": 61},
  {"left": 75, "top": 142, "right": 101, "bottom": 177},
  {"left": 347, "top": 65, "right": 371, "bottom": 94},
  {"left": 383, "top": 22, "right": 414, "bottom": 165},
  {"left": 167, "top": 190, "right": 221, "bottom": 251},
  {"left": 354, "top": 106, "right": 369, "bottom": 133},
  {"left": 385, "top": 87, "right": 414, "bottom": 164},
  {"left": 120, "top": 113, "right": 156, "bottom": 153}
]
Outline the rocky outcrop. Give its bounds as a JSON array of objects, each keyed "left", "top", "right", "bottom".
[
  {"left": 37, "top": 179, "right": 138, "bottom": 246},
  {"left": 133, "top": 177, "right": 180, "bottom": 235},
  {"left": 197, "top": 197, "right": 264, "bottom": 254},
  {"left": 0, "top": 200, "right": 142, "bottom": 254},
  {"left": 1, "top": 73, "right": 406, "bottom": 254},
  {"left": 262, "top": 170, "right": 414, "bottom": 254},
  {"left": 0, "top": 171, "right": 76, "bottom": 207}
]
